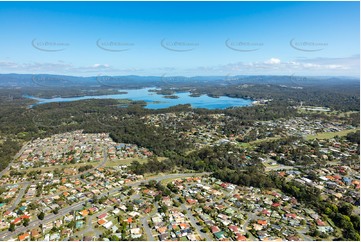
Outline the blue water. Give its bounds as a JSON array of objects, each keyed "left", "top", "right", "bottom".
[{"left": 24, "top": 88, "right": 253, "bottom": 109}]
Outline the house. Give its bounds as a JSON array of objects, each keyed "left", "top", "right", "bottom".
[
  {"left": 224, "top": 207, "right": 235, "bottom": 216},
  {"left": 285, "top": 213, "right": 297, "bottom": 220},
  {"left": 64, "top": 168, "right": 77, "bottom": 176},
  {"left": 235, "top": 233, "right": 247, "bottom": 241},
  {"left": 261, "top": 209, "right": 271, "bottom": 216},
  {"left": 18, "top": 233, "right": 30, "bottom": 241},
  {"left": 253, "top": 224, "right": 263, "bottom": 231},
  {"left": 3, "top": 210, "right": 14, "bottom": 218},
  {"left": 88, "top": 207, "right": 98, "bottom": 214},
  {"left": 214, "top": 231, "right": 226, "bottom": 240},
  {"left": 128, "top": 211, "right": 140, "bottom": 217},
  {"left": 97, "top": 219, "right": 107, "bottom": 225},
  {"left": 257, "top": 220, "right": 268, "bottom": 226},
  {"left": 271, "top": 202, "right": 281, "bottom": 208},
  {"left": 61, "top": 229, "right": 72, "bottom": 238},
  {"left": 103, "top": 221, "right": 113, "bottom": 229},
  {"left": 11, "top": 217, "right": 22, "bottom": 225},
  {"left": 211, "top": 226, "right": 221, "bottom": 234},
  {"left": 157, "top": 227, "right": 167, "bottom": 234},
  {"left": 64, "top": 214, "right": 74, "bottom": 223},
  {"left": 151, "top": 216, "right": 162, "bottom": 225},
  {"left": 187, "top": 234, "right": 197, "bottom": 241},
  {"left": 286, "top": 235, "right": 300, "bottom": 241},
  {"left": 316, "top": 219, "right": 326, "bottom": 226},
  {"left": 50, "top": 233, "right": 61, "bottom": 240},
  {"left": 97, "top": 213, "right": 108, "bottom": 219},
  {"left": 79, "top": 209, "right": 89, "bottom": 217},
  {"left": 111, "top": 225, "right": 119, "bottom": 233},
  {"left": 162, "top": 197, "right": 172, "bottom": 206},
  {"left": 112, "top": 208, "right": 120, "bottom": 215},
  {"left": 317, "top": 226, "right": 334, "bottom": 233},
  {"left": 130, "top": 228, "right": 142, "bottom": 239},
  {"left": 158, "top": 233, "right": 168, "bottom": 241},
  {"left": 228, "top": 225, "right": 240, "bottom": 233},
  {"left": 179, "top": 223, "right": 190, "bottom": 230},
  {"left": 76, "top": 221, "right": 84, "bottom": 229}
]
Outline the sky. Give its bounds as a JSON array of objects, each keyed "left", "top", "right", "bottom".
[{"left": 0, "top": 1, "right": 359, "bottom": 77}]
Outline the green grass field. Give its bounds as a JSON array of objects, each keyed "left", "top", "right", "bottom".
[
  {"left": 297, "top": 108, "right": 359, "bottom": 118},
  {"left": 306, "top": 128, "right": 359, "bottom": 140},
  {"left": 239, "top": 136, "right": 282, "bottom": 148},
  {"left": 104, "top": 156, "right": 167, "bottom": 167},
  {"left": 103, "top": 157, "right": 148, "bottom": 167},
  {"left": 8, "top": 161, "right": 102, "bottom": 175}
]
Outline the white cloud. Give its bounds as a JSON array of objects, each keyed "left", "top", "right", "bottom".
[
  {"left": 190, "top": 55, "right": 359, "bottom": 76},
  {"left": 265, "top": 58, "right": 281, "bottom": 65},
  {"left": 0, "top": 55, "right": 359, "bottom": 77},
  {"left": 92, "top": 64, "right": 110, "bottom": 69}
]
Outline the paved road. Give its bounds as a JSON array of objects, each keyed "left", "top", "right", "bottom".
[
  {"left": 73, "top": 207, "right": 113, "bottom": 240},
  {"left": 297, "top": 226, "right": 313, "bottom": 241},
  {"left": 242, "top": 211, "right": 257, "bottom": 241},
  {"left": 9, "top": 184, "right": 29, "bottom": 212},
  {"left": 181, "top": 204, "right": 212, "bottom": 241},
  {"left": 141, "top": 203, "right": 158, "bottom": 241},
  {"left": 0, "top": 141, "right": 31, "bottom": 178},
  {"left": 0, "top": 201, "right": 84, "bottom": 240},
  {"left": 0, "top": 172, "right": 208, "bottom": 240}
]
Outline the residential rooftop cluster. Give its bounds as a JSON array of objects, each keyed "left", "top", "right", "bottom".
[
  {"left": 12, "top": 130, "right": 152, "bottom": 170},
  {"left": 143, "top": 112, "right": 356, "bottom": 148}
]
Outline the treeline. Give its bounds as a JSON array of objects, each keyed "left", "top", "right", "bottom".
[
  {"left": 129, "top": 157, "right": 175, "bottom": 175},
  {"left": 346, "top": 130, "right": 360, "bottom": 145},
  {"left": 0, "top": 139, "right": 21, "bottom": 171},
  {"left": 224, "top": 101, "right": 297, "bottom": 121},
  {"left": 108, "top": 119, "right": 190, "bottom": 156},
  {"left": 317, "top": 201, "right": 360, "bottom": 241},
  {"left": 78, "top": 164, "right": 93, "bottom": 173},
  {"left": 212, "top": 167, "right": 274, "bottom": 188}
]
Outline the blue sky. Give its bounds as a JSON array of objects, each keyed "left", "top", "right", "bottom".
[{"left": 0, "top": 1, "right": 359, "bottom": 77}]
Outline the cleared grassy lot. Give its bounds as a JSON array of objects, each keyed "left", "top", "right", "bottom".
[
  {"left": 104, "top": 156, "right": 167, "bottom": 167},
  {"left": 306, "top": 128, "right": 359, "bottom": 140},
  {"left": 103, "top": 157, "right": 148, "bottom": 167},
  {"left": 239, "top": 136, "right": 282, "bottom": 148}
]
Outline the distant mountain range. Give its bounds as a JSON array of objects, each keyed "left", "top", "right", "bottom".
[{"left": 0, "top": 73, "right": 359, "bottom": 88}]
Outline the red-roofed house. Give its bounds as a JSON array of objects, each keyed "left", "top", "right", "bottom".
[
  {"left": 316, "top": 219, "right": 326, "bottom": 226},
  {"left": 272, "top": 203, "right": 281, "bottom": 208},
  {"left": 97, "top": 219, "right": 106, "bottom": 225},
  {"left": 228, "top": 225, "right": 240, "bottom": 233},
  {"left": 211, "top": 226, "right": 221, "bottom": 234},
  {"left": 262, "top": 209, "right": 270, "bottom": 216},
  {"left": 20, "top": 214, "right": 30, "bottom": 220},
  {"left": 285, "top": 213, "right": 297, "bottom": 219},
  {"left": 257, "top": 220, "right": 268, "bottom": 226},
  {"left": 235, "top": 233, "right": 247, "bottom": 241},
  {"left": 97, "top": 213, "right": 107, "bottom": 219},
  {"left": 12, "top": 217, "right": 22, "bottom": 225},
  {"left": 186, "top": 199, "right": 197, "bottom": 205},
  {"left": 18, "top": 233, "right": 30, "bottom": 241}
]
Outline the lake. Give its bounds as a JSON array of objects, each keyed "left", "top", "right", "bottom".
[{"left": 24, "top": 88, "right": 253, "bottom": 109}]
